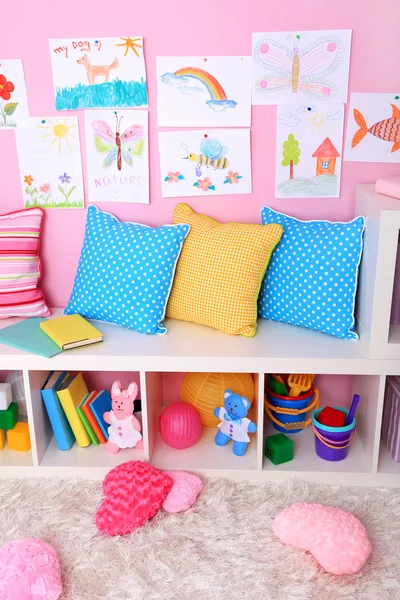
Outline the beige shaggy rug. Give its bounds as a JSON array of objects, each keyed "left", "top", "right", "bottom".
[{"left": 0, "top": 477, "right": 399, "bottom": 600}]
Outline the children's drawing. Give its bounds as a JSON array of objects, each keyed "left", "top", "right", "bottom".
[
  {"left": 157, "top": 57, "right": 251, "bottom": 127},
  {"left": 159, "top": 129, "right": 251, "bottom": 198},
  {"left": 161, "top": 68, "right": 237, "bottom": 112},
  {"left": 344, "top": 93, "right": 400, "bottom": 163},
  {"left": 194, "top": 177, "right": 215, "bottom": 191},
  {"left": 275, "top": 103, "right": 344, "bottom": 198},
  {"left": 164, "top": 172, "right": 185, "bottom": 183},
  {"left": 49, "top": 37, "right": 148, "bottom": 110},
  {"left": 115, "top": 37, "right": 142, "bottom": 56},
  {"left": 252, "top": 30, "right": 352, "bottom": 105},
  {"left": 77, "top": 54, "right": 119, "bottom": 85},
  {"left": 224, "top": 171, "right": 242, "bottom": 185},
  {"left": 0, "top": 59, "right": 30, "bottom": 129},
  {"left": 85, "top": 109, "right": 149, "bottom": 204},
  {"left": 180, "top": 137, "right": 229, "bottom": 176},
  {"left": 92, "top": 113, "right": 144, "bottom": 171},
  {"left": 15, "top": 117, "right": 84, "bottom": 208}
]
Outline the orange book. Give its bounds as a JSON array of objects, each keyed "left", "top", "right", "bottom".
[{"left": 82, "top": 391, "right": 106, "bottom": 444}]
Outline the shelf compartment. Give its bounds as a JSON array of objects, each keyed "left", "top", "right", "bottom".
[
  {"left": 262, "top": 374, "right": 380, "bottom": 474},
  {"left": 355, "top": 184, "right": 400, "bottom": 359},
  {"left": 151, "top": 425, "right": 257, "bottom": 472},
  {"left": 0, "top": 444, "right": 33, "bottom": 468},
  {"left": 263, "top": 421, "right": 370, "bottom": 473},
  {"left": 0, "top": 308, "right": 382, "bottom": 374},
  {"left": 40, "top": 435, "right": 144, "bottom": 468},
  {"left": 390, "top": 234, "right": 400, "bottom": 327},
  {"left": 0, "top": 371, "right": 33, "bottom": 467},
  {"left": 378, "top": 375, "right": 400, "bottom": 476},
  {"left": 378, "top": 442, "right": 400, "bottom": 476},
  {"left": 145, "top": 371, "right": 260, "bottom": 472},
  {"left": 28, "top": 370, "right": 145, "bottom": 468}
]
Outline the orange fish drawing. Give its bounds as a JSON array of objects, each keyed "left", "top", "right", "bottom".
[{"left": 352, "top": 104, "right": 400, "bottom": 153}]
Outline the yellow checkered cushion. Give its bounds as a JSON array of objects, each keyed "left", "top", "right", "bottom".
[{"left": 167, "top": 204, "right": 283, "bottom": 337}]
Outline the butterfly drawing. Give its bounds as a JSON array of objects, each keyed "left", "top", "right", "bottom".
[
  {"left": 254, "top": 34, "right": 345, "bottom": 100},
  {"left": 92, "top": 114, "right": 144, "bottom": 171}
]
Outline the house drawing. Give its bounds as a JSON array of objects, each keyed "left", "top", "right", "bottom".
[{"left": 312, "top": 137, "right": 340, "bottom": 176}]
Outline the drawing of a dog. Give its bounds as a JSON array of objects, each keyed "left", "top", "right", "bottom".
[{"left": 77, "top": 54, "right": 119, "bottom": 85}]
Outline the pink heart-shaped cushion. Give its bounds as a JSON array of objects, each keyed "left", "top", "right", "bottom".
[
  {"left": 273, "top": 502, "right": 371, "bottom": 575},
  {"left": 0, "top": 538, "right": 62, "bottom": 600},
  {"left": 96, "top": 460, "right": 172, "bottom": 536},
  {"left": 162, "top": 471, "right": 203, "bottom": 513}
]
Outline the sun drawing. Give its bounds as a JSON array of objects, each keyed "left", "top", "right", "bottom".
[
  {"left": 303, "top": 111, "right": 333, "bottom": 136},
  {"left": 115, "top": 37, "right": 142, "bottom": 57},
  {"left": 38, "top": 118, "right": 77, "bottom": 152}
]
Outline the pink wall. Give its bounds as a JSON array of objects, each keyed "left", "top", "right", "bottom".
[
  {"left": 162, "top": 372, "right": 353, "bottom": 411},
  {"left": 1, "top": 0, "right": 400, "bottom": 308}
]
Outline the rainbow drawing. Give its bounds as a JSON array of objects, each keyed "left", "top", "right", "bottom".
[
  {"left": 161, "top": 67, "right": 237, "bottom": 112},
  {"left": 174, "top": 67, "right": 227, "bottom": 100}
]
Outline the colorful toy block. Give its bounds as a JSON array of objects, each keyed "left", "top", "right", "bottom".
[
  {"left": 264, "top": 433, "right": 294, "bottom": 465},
  {"left": 7, "top": 422, "right": 31, "bottom": 452},
  {"left": 0, "top": 383, "right": 12, "bottom": 411},
  {"left": 317, "top": 406, "right": 346, "bottom": 428},
  {"left": 0, "top": 402, "right": 18, "bottom": 431},
  {"left": 0, "top": 430, "right": 4, "bottom": 450}
]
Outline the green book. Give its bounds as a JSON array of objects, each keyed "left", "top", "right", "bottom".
[
  {"left": 0, "top": 317, "right": 61, "bottom": 358},
  {"left": 77, "top": 392, "right": 99, "bottom": 446}
]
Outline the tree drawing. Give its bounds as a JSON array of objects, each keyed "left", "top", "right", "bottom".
[{"left": 282, "top": 134, "right": 300, "bottom": 180}]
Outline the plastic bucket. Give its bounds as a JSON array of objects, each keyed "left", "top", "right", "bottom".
[
  {"left": 312, "top": 407, "right": 356, "bottom": 461},
  {"left": 265, "top": 385, "right": 319, "bottom": 434}
]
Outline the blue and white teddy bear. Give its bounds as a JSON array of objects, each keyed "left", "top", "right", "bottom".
[{"left": 213, "top": 390, "right": 257, "bottom": 456}]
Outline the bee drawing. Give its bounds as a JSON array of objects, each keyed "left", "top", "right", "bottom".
[
  {"left": 181, "top": 138, "right": 229, "bottom": 177},
  {"left": 92, "top": 113, "right": 144, "bottom": 171}
]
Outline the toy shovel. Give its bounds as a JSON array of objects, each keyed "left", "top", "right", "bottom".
[
  {"left": 287, "top": 374, "right": 315, "bottom": 397},
  {"left": 345, "top": 394, "right": 360, "bottom": 426}
]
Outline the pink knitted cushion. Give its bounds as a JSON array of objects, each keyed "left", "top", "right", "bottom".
[
  {"left": 0, "top": 537, "right": 62, "bottom": 600},
  {"left": 273, "top": 502, "right": 371, "bottom": 575},
  {"left": 96, "top": 460, "right": 173, "bottom": 536},
  {"left": 162, "top": 471, "right": 203, "bottom": 513}
]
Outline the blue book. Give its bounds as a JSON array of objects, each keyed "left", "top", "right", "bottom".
[
  {"left": 0, "top": 318, "right": 61, "bottom": 358},
  {"left": 41, "top": 371, "right": 75, "bottom": 450},
  {"left": 89, "top": 389, "right": 112, "bottom": 440}
]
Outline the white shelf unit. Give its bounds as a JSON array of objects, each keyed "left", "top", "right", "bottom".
[
  {"left": 355, "top": 184, "right": 400, "bottom": 360},
  {"left": 0, "top": 184, "right": 399, "bottom": 486}
]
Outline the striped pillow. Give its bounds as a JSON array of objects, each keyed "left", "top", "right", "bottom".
[{"left": 0, "top": 208, "right": 50, "bottom": 319}]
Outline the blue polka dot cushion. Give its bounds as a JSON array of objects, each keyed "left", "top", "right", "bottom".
[
  {"left": 258, "top": 207, "right": 365, "bottom": 339},
  {"left": 64, "top": 205, "right": 190, "bottom": 334}
]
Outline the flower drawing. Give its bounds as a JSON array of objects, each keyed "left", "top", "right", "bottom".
[
  {"left": 58, "top": 172, "right": 77, "bottom": 204},
  {"left": 223, "top": 171, "right": 242, "bottom": 185},
  {"left": 37, "top": 183, "right": 53, "bottom": 207},
  {"left": 0, "top": 74, "right": 18, "bottom": 128},
  {"left": 193, "top": 177, "right": 215, "bottom": 192},
  {"left": 164, "top": 171, "right": 185, "bottom": 183},
  {"left": 59, "top": 172, "right": 71, "bottom": 184},
  {"left": 0, "top": 75, "right": 14, "bottom": 100},
  {"left": 23, "top": 175, "right": 38, "bottom": 207}
]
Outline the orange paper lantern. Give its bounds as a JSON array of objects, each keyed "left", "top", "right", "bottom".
[{"left": 180, "top": 372, "right": 255, "bottom": 427}]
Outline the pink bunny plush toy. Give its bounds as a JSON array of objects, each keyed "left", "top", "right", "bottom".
[{"left": 103, "top": 381, "right": 143, "bottom": 454}]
